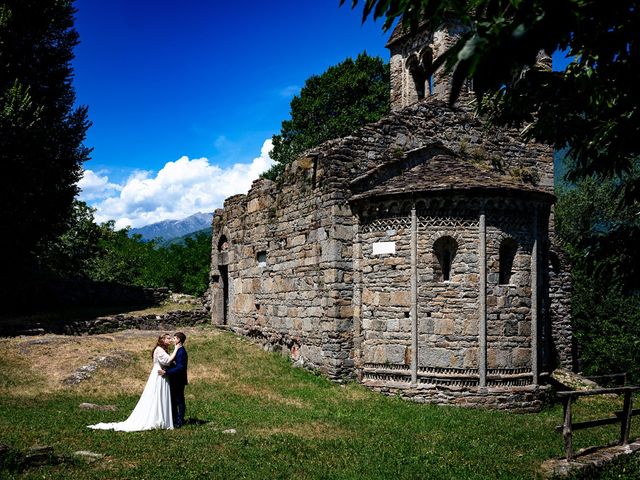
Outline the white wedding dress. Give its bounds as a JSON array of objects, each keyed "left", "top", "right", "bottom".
[{"left": 88, "top": 346, "right": 174, "bottom": 431}]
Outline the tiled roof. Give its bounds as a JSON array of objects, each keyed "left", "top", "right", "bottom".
[
  {"left": 385, "top": 21, "right": 428, "bottom": 48},
  {"left": 350, "top": 147, "right": 551, "bottom": 202}
]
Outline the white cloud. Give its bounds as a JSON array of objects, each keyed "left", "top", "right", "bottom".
[
  {"left": 82, "top": 139, "right": 275, "bottom": 230},
  {"left": 77, "top": 169, "right": 122, "bottom": 201}
]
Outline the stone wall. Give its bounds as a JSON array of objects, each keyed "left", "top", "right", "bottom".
[
  {"left": 211, "top": 165, "right": 356, "bottom": 379},
  {"left": 548, "top": 246, "right": 574, "bottom": 369},
  {"left": 8, "top": 277, "right": 171, "bottom": 313},
  {"left": 6, "top": 309, "right": 209, "bottom": 337},
  {"left": 355, "top": 195, "right": 552, "bottom": 394},
  {"left": 367, "top": 383, "right": 550, "bottom": 413}
]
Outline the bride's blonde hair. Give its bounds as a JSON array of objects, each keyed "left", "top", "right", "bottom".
[{"left": 152, "top": 333, "right": 170, "bottom": 359}]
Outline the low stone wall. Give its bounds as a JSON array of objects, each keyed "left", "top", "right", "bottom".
[
  {"left": 367, "top": 382, "right": 550, "bottom": 412},
  {"left": 44, "top": 281, "right": 171, "bottom": 308},
  {"left": 8, "top": 310, "right": 209, "bottom": 337},
  {"left": 8, "top": 275, "right": 171, "bottom": 313}
]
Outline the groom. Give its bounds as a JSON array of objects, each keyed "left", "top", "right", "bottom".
[{"left": 159, "top": 332, "right": 188, "bottom": 428}]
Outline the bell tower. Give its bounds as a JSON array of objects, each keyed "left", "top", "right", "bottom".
[{"left": 386, "top": 19, "right": 468, "bottom": 111}]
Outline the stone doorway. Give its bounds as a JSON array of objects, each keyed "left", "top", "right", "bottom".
[{"left": 219, "top": 264, "right": 229, "bottom": 325}]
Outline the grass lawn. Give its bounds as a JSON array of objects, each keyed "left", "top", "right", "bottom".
[{"left": 1, "top": 326, "right": 638, "bottom": 479}]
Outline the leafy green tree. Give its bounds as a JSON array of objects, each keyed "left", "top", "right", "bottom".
[
  {"left": 38, "top": 200, "right": 103, "bottom": 276},
  {"left": 80, "top": 223, "right": 212, "bottom": 297},
  {"left": 0, "top": 0, "right": 91, "bottom": 276},
  {"left": 342, "top": 1, "right": 639, "bottom": 184},
  {"left": 172, "top": 232, "right": 212, "bottom": 297},
  {"left": 556, "top": 173, "right": 640, "bottom": 380},
  {"left": 264, "top": 52, "right": 389, "bottom": 180},
  {"left": 85, "top": 226, "right": 158, "bottom": 285}
]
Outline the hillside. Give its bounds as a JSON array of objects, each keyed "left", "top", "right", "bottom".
[{"left": 129, "top": 212, "right": 212, "bottom": 242}]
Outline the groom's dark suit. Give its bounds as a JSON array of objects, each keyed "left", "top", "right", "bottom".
[{"left": 164, "top": 346, "right": 188, "bottom": 428}]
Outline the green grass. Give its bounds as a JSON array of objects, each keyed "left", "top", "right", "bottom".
[{"left": 1, "top": 328, "right": 639, "bottom": 479}]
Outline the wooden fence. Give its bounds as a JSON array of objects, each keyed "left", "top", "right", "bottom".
[{"left": 556, "top": 386, "right": 640, "bottom": 460}]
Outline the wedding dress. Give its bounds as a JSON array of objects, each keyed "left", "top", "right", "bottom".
[{"left": 88, "top": 346, "right": 174, "bottom": 431}]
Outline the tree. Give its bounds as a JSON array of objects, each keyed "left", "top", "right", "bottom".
[
  {"left": 555, "top": 172, "right": 640, "bottom": 380},
  {"left": 264, "top": 52, "right": 389, "bottom": 180},
  {"left": 342, "top": 1, "right": 640, "bottom": 185},
  {"left": 0, "top": 0, "right": 91, "bottom": 277},
  {"left": 38, "top": 200, "right": 103, "bottom": 277},
  {"left": 85, "top": 226, "right": 158, "bottom": 286},
  {"left": 79, "top": 222, "right": 212, "bottom": 297}
]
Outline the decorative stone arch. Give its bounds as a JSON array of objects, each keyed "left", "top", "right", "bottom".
[
  {"left": 385, "top": 201, "right": 400, "bottom": 217},
  {"left": 415, "top": 199, "right": 428, "bottom": 214},
  {"left": 427, "top": 230, "right": 466, "bottom": 246}
]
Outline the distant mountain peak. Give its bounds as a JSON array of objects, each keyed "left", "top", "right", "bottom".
[{"left": 129, "top": 212, "right": 213, "bottom": 242}]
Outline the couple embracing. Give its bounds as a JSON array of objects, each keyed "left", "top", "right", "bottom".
[{"left": 89, "top": 332, "right": 188, "bottom": 431}]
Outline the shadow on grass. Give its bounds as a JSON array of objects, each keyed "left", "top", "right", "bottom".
[{"left": 183, "top": 417, "right": 210, "bottom": 427}]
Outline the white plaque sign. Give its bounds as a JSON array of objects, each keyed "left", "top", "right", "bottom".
[{"left": 372, "top": 241, "right": 396, "bottom": 255}]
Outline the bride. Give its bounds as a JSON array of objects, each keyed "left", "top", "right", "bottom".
[{"left": 88, "top": 333, "right": 180, "bottom": 431}]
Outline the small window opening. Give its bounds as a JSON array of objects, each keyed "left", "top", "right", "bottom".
[
  {"left": 257, "top": 251, "right": 267, "bottom": 267},
  {"left": 406, "top": 55, "right": 426, "bottom": 100},
  {"left": 217, "top": 235, "right": 228, "bottom": 252},
  {"left": 433, "top": 236, "right": 458, "bottom": 282},
  {"left": 549, "top": 250, "right": 561, "bottom": 276},
  {"left": 499, "top": 238, "right": 518, "bottom": 284},
  {"left": 419, "top": 47, "right": 433, "bottom": 98}
]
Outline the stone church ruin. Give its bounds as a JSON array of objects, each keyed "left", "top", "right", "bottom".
[{"left": 210, "top": 20, "right": 572, "bottom": 411}]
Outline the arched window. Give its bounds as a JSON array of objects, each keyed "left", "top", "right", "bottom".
[
  {"left": 434, "top": 236, "right": 458, "bottom": 282},
  {"left": 499, "top": 238, "right": 518, "bottom": 284},
  {"left": 419, "top": 47, "right": 433, "bottom": 96},
  {"left": 406, "top": 55, "right": 426, "bottom": 100}
]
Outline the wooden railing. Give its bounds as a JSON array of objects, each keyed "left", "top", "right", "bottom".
[
  {"left": 556, "top": 386, "right": 640, "bottom": 460},
  {"left": 585, "top": 373, "right": 627, "bottom": 387}
]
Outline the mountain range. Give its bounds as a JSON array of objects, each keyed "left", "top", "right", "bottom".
[{"left": 129, "top": 212, "right": 213, "bottom": 242}]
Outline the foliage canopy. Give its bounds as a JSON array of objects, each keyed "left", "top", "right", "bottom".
[
  {"left": 38, "top": 202, "right": 212, "bottom": 298},
  {"left": 555, "top": 172, "right": 640, "bottom": 380},
  {"left": 264, "top": 52, "right": 389, "bottom": 180},
  {"left": 343, "top": 0, "right": 640, "bottom": 185},
  {"left": 0, "top": 0, "right": 91, "bottom": 275}
]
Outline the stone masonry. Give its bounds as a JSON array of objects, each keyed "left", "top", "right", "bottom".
[{"left": 210, "top": 22, "right": 572, "bottom": 410}]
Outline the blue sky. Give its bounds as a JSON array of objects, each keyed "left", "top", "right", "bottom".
[
  {"left": 73, "top": 1, "right": 570, "bottom": 229},
  {"left": 74, "top": 1, "right": 389, "bottom": 228}
]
